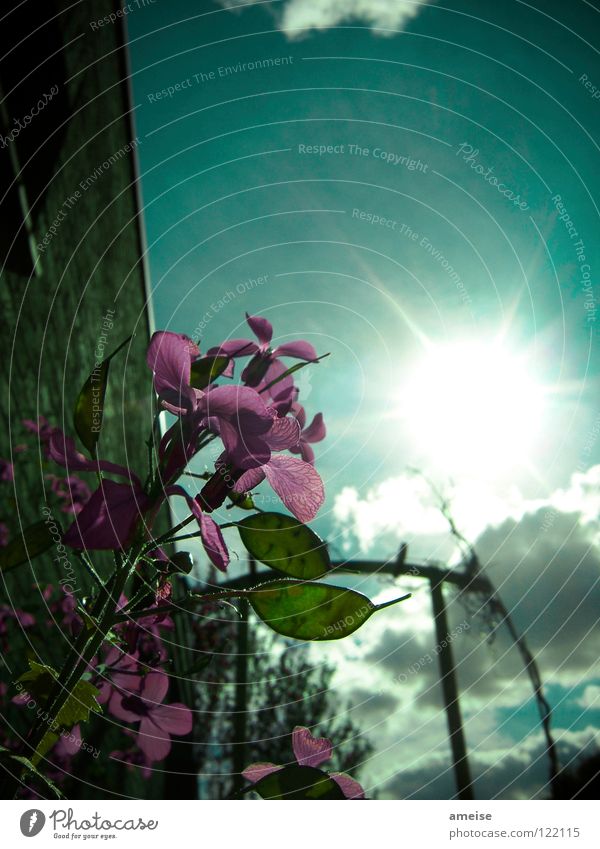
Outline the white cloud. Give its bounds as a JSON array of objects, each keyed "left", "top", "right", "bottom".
[
  {"left": 333, "top": 473, "right": 529, "bottom": 557},
  {"left": 323, "top": 467, "right": 600, "bottom": 797},
  {"left": 215, "top": 0, "right": 434, "bottom": 39},
  {"left": 578, "top": 686, "right": 600, "bottom": 709},
  {"left": 380, "top": 726, "right": 600, "bottom": 800},
  {"left": 333, "top": 465, "right": 600, "bottom": 557}
]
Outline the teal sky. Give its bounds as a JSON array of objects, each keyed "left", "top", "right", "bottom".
[{"left": 127, "top": 0, "right": 600, "bottom": 799}]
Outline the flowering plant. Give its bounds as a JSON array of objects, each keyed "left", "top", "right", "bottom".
[{"left": 0, "top": 314, "right": 409, "bottom": 799}]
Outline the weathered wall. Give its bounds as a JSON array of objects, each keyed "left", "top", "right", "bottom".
[
  {"left": 0, "top": 0, "right": 153, "bottom": 534},
  {"left": 0, "top": 1, "right": 164, "bottom": 798}
]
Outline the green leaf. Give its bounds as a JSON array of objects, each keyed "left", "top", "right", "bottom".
[
  {"left": 18, "top": 660, "right": 101, "bottom": 762},
  {"left": 73, "top": 334, "right": 132, "bottom": 455},
  {"left": 190, "top": 355, "right": 230, "bottom": 389},
  {"left": 18, "top": 660, "right": 57, "bottom": 695},
  {"left": 250, "top": 765, "right": 345, "bottom": 800},
  {"left": 0, "top": 521, "right": 56, "bottom": 573},
  {"left": 56, "top": 678, "right": 101, "bottom": 728},
  {"left": 259, "top": 353, "right": 329, "bottom": 395},
  {"left": 248, "top": 579, "right": 409, "bottom": 641},
  {"left": 238, "top": 513, "right": 330, "bottom": 579},
  {"left": 7, "top": 755, "right": 65, "bottom": 799}
]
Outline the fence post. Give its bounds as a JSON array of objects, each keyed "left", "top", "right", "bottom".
[
  {"left": 430, "top": 578, "right": 474, "bottom": 800},
  {"left": 231, "top": 557, "right": 254, "bottom": 794}
]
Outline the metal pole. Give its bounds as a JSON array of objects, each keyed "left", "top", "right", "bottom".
[{"left": 430, "top": 578, "right": 474, "bottom": 800}]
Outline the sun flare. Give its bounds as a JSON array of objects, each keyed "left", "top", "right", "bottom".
[{"left": 400, "top": 341, "right": 544, "bottom": 475}]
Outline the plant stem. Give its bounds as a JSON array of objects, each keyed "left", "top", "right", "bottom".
[
  {"left": 115, "top": 589, "right": 245, "bottom": 622},
  {"left": 2, "top": 560, "right": 135, "bottom": 798}
]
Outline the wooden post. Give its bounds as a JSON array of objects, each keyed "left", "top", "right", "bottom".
[
  {"left": 218, "top": 550, "right": 555, "bottom": 799},
  {"left": 430, "top": 578, "right": 474, "bottom": 800},
  {"left": 231, "top": 557, "right": 255, "bottom": 795}
]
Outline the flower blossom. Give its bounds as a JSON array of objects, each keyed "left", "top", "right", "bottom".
[
  {"left": 231, "top": 412, "right": 324, "bottom": 523},
  {"left": 243, "top": 726, "right": 365, "bottom": 799},
  {"left": 289, "top": 402, "right": 326, "bottom": 465},
  {"left": 110, "top": 670, "right": 192, "bottom": 762},
  {"left": 207, "top": 313, "right": 318, "bottom": 387}
]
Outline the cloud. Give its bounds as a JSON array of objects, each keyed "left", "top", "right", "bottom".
[
  {"left": 333, "top": 464, "right": 600, "bottom": 557},
  {"left": 215, "top": 0, "right": 434, "bottom": 40},
  {"left": 321, "top": 467, "right": 600, "bottom": 797},
  {"left": 476, "top": 507, "right": 600, "bottom": 684},
  {"left": 578, "top": 686, "right": 600, "bottom": 709},
  {"left": 333, "top": 473, "right": 529, "bottom": 558},
  {"left": 381, "top": 726, "right": 600, "bottom": 800}
]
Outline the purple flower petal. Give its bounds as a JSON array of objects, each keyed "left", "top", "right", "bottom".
[
  {"left": 298, "top": 442, "right": 315, "bottom": 465},
  {"left": 292, "top": 402, "right": 306, "bottom": 430},
  {"left": 242, "top": 763, "right": 282, "bottom": 784},
  {"left": 198, "top": 511, "right": 229, "bottom": 572},
  {"left": 272, "top": 341, "right": 318, "bottom": 361},
  {"left": 262, "top": 360, "right": 296, "bottom": 412},
  {"left": 330, "top": 772, "right": 366, "bottom": 799},
  {"left": 201, "top": 385, "right": 273, "bottom": 469},
  {"left": 245, "top": 313, "right": 273, "bottom": 348},
  {"left": 303, "top": 413, "right": 326, "bottom": 444},
  {"left": 291, "top": 726, "right": 332, "bottom": 768},
  {"left": 266, "top": 415, "right": 302, "bottom": 451},
  {"left": 146, "top": 331, "right": 199, "bottom": 415},
  {"left": 55, "top": 725, "right": 82, "bottom": 758},
  {"left": 151, "top": 702, "right": 193, "bottom": 736},
  {"left": 206, "top": 339, "right": 258, "bottom": 359},
  {"left": 107, "top": 651, "right": 141, "bottom": 694},
  {"left": 49, "top": 432, "right": 140, "bottom": 486},
  {"left": 109, "top": 694, "right": 142, "bottom": 724},
  {"left": 263, "top": 456, "right": 325, "bottom": 522},
  {"left": 233, "top": 466, "right": 266, "bottom": 493},
  {"left": 168, "top": 486, "right": 230, "bottom": 572},
  {"left": 136, "top": 717, "right": 172, "bottom": 762},
  {"left": 62, "top": 480, "right": 148, "bottom": 551},
  {"left": 141, "top": 671, "right": 169, "bottom": 704}
]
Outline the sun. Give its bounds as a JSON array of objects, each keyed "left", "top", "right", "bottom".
[{"left": 399, "top": 341, "right": 544, "bottom": 475}]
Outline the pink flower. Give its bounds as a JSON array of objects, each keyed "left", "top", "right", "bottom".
[
  {"left": 62, "top": 478, "right": 150, "bottom": 551},
  {"left": 289, "top": 403, "right": 326, "bottom": 465},
  {"left": 49, "top": 431, "right": 150, "bottom": 551},
  {"left": 232, "top": 413, "right": 325, "bottom": 523},
  {"left": 110, "top": 671, "right": 192, "bottom": 762},
  {"left": 0, "top": 459, "right": 14, "bottom": 482},
  {"left": 243, "top": 726, "right": 365, "bottom": 799},
  {"left": 148, "top": 332, "right": 275, "bottom": 471},
  {"left": 50, "top": 426, "right": 232, "bottom": 568},
  {"left": 114, "top": 598, "right": 174, "bottom": 663},
  {"left": 23, "top": 416, "right": 61, "bottom": 458},
  {"left": 207, "top": 313, "right": 318, "bottom": 387},
  {"left": 255, "top": 360, "right": 297, "bottom": 416},
  {"left": 146, "top": 331, "right": 200, "bottom": 416},
  {"left": 48, "top": 430, "right": 141, "bottom": 485},
  {"left": 92, "top": 646, "right": 141, "bottom": 708},
  {"left": 47, "top": 474, "right": 92, "bottom": 515},
  {"left": 54, "top": 593, "right": 81, "bottom": 634},
  {"left": 53, "top": 725, "right": 83, "bottom": 759},
  {"left": 0, "top": 605, "right": 35, "bottom": 636},
  {"left": 198, "top": 384, "right": 273, "bottom": 470},
  {"left": 0, "top": 523, "right": 8, "bottom": 548},
  {"left": 167, "top": 486, "right": 230, "bottom": 572}
]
